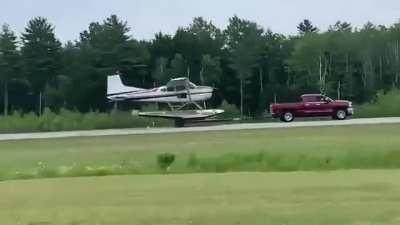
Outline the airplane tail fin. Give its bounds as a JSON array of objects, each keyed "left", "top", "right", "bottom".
[{"left": 107, "top": 75, "right": 144, "bottom": 95}]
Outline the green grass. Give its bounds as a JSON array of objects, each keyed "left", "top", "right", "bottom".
[
  {"left": 1, "top": 170, "right": 400, "bottom": 225},
  {"left": 1, "top": 124, "right": 400, "bottom": 180},
  {"left": 1, "top": 124, "right": 400, "bottom": 224},
  {"left": 0, "top": 108, "right": 172, "bottom": 133}
]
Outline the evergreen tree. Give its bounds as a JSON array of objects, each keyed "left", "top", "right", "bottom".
[
  {"left": 169, "top": 53, "right": 186, "bottom": 78},
  {"left": 297, "top": 19, "right": 319, "bottom": 35},
  {"left": 328, "top": 21, "right": 352, "bottom": 32},
  {"left": 21, "top": 17, "right": 62, "bottom": 113},
  {"left": 0, "top": 24, "right": 19, "bottom": 115},
  {"left": 200, "top": 54, "right": 222, "bottom": 86},
  {"left": 225, "top": 16, "right": 264, "bottom": 117},
  {"left": 70, "top": 15, "right": 150, "bottom": 111},
  {"left": 1, "top": 14, "right": 400, "bottom": 115}
]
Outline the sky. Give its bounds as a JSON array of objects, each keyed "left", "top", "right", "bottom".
[{"left": 1, "top": 0, "right": 400, "bottom": 43}]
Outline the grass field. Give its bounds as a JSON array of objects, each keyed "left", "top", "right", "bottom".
[
  {"left": 1, "top": 124, "right": 400, "bottom": 180},
  {"left": 1, "top": 170, "right": 400, "bottom": 225},
  {"left": 2, "top": 124, "right": 400, "bottom": 224}
]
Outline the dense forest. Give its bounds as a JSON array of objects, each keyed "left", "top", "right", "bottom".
[{"left": 1, "top": 15, "right": 400, "bottom": 117}]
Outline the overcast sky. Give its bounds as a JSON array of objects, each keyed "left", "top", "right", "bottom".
[{"left": 1, "top": 0, "right": 400, "bottom": 43}]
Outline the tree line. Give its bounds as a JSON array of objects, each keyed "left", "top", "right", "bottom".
[{"left": 1, "top": 15, "right": 400, "bottom": 117}]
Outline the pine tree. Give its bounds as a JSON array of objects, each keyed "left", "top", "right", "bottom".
[
  {"left": 0, "top": 24, "right": 19, "bottom": 115},
  {"left": 21, "top": 17, "right": 62, "bottom": 113},
  {"left": 297, "top": 19, "right": 319, "bottom": 35}
]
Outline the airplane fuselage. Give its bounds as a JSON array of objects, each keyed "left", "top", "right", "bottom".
[
  {"left": 107, "top": 86, "right": 213, "bottom": 103},
  {"left": 106, "top": 75, "right": 224, "bottom": 123}
]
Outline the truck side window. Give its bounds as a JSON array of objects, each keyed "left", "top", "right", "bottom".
[
  {"left": 303, "top": 96, "right": 322, "bottom": 102},
  {"left": 303, "top": 96, "right": 315, "bottom": 102}
]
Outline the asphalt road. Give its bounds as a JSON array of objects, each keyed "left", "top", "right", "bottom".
[{"left": 0, "top": 117, "right": 400, "bottom": 141}]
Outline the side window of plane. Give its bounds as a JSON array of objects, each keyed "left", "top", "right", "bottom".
[{"left": 176, "top": 85, "right": 186, "bottom": 91}]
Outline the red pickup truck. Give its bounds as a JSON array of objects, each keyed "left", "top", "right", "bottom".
[{"left": 270, "top": 94, "right": 354, "bottom": 122}]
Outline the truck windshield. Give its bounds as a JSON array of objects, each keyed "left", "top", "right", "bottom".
[{"left": 324, "top": 96, "right": 333, "bottom": 102}]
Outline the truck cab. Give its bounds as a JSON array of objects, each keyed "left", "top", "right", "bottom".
[{"left": 270, "top": 94, "right": 354, "bottom": 122}]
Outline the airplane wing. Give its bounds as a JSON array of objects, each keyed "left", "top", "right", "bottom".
[{"left": 138, "top": 109, "right": 224, "bottom": 120}]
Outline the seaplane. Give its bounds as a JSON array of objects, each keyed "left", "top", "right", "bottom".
[{"left": 107, "top": 74, "right": 224, "bottom": 126}]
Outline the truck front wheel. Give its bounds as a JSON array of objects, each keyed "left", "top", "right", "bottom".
[
  {"left": 280, "top": 112, "right": 294, "bottom": 122},
  {"left": 334, "top": 109, "right": 347, "bottom": 120}
]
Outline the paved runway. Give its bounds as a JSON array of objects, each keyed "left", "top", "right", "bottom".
[{"left": 0, "top": 117, "right": 400, "bottom": 141}]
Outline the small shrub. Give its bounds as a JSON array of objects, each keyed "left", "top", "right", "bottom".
[
  {"left": 157, "top": 153, "right": 176, "bottom": 171},
  {"left": 0, "top": 170, "right": 6, "bottom": 181},
  {"left": 14, "top": 170, "right": 36, "bottom": 180},
  {"left": 219, "top": 100, "right": 240, "bottom": 118},
  {"left": 84, "top": 166, "right": 111, "bottom": 176},
  {"left": 186, "top": 153, "right": 198, "bottom": 169},
  {"left": 37, "top": 167, "right": 58, "bottom": 178}
]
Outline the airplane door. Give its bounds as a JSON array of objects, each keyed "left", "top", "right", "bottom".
[
  {"left": 177, "top": 93, "right": 187, "bottom": 99},
  {"left": 175, "top": 85, "right": 188, "bottom": 100}
]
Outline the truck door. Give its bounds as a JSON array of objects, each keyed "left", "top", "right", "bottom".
[
  {"left": 318, "top": 97, "right": 335, "bottom": 116},
  {"left": 302, "top": 96, "right": 321, "bottom": 116},
  {"left": 308, "top": 96, "right": 333, "bottom": 116}
]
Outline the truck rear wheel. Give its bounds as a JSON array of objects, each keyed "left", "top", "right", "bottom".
[
  {"left": 280, "top": 112, "right": 294, "bottom": 122},
  {"left": 334, "top": 109, "right": 347, "bottom": 120}
]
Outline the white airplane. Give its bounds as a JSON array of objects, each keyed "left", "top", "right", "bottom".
[{"left": 107, "top": 74, "right": 224, "bottom": 125}]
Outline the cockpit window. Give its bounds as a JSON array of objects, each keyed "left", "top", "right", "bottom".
[
  {"left": 165, "top": 78, "right": 196, "bottom": 91},
  {"left": 188, "top": 83, "right": 196, "bottom": 89}
]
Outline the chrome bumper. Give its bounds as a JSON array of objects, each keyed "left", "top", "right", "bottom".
[{"left": 347, "top": 107, "right": 354, "bottom": 115}]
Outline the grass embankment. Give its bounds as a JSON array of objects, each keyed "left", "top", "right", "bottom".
[
  {"left": 1, "top": 170, "right": 400, "bottom": 225},
  {"left": 0, "top": 108, "right": 172, "bottom": 133},
  {"left": 1, "top": 124, "right": 400, "bottom": 180},
  {"left": 357, "top": 90, "right": 400, "bottom": 117}
]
